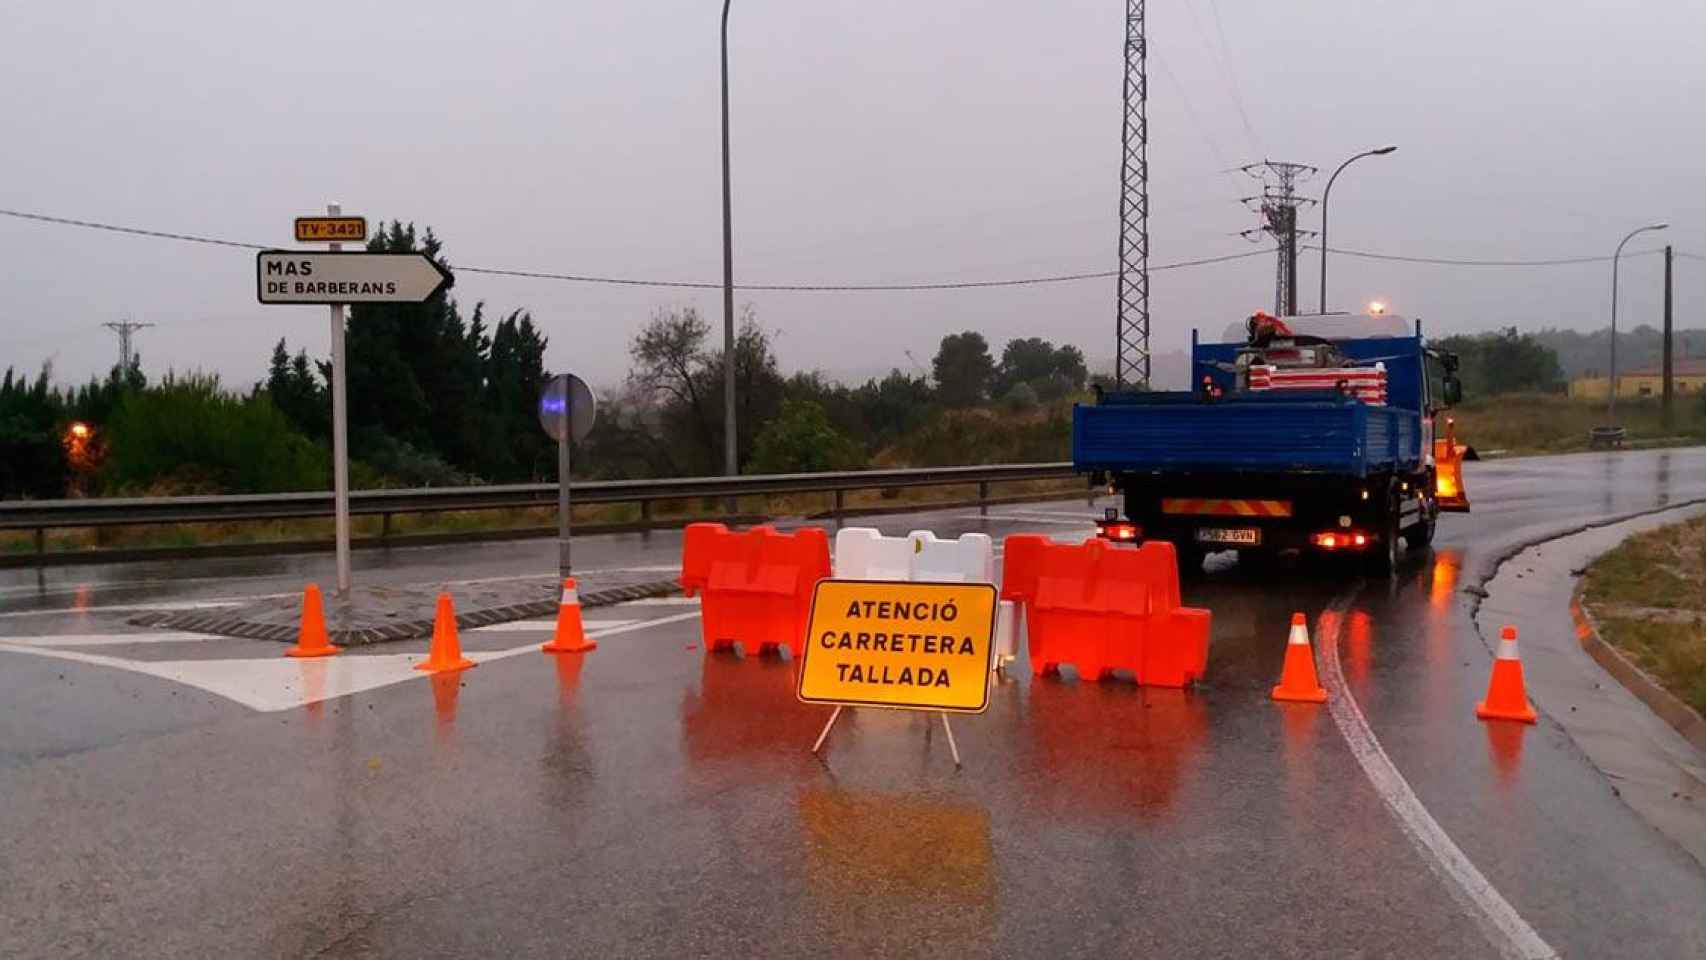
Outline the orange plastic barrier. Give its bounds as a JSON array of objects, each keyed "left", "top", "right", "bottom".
[
  {"left": 679, "top": 523, "right": 831, "bottom": 657},
  {"left": 1000, "top": 535, "right": 1210, "bottom": 686}
]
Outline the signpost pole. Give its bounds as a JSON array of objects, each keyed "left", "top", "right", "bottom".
[
  {"left": 327, "top": 201, "right": 352, "bottom": 597},
  {"left": 558, "top": 429, "right": 571, "bottom": 578}
]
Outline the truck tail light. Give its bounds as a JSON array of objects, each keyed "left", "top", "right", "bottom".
[
  {"left": 1098, "top": 520, "right": 1142, "bottom": 542},
  {"left": 1312, "top": 531, "right": 1369, "bottom": 550}
]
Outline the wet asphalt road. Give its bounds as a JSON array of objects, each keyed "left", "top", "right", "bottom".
[{"left": 2, "top": 452, "right": 1706, "bottom": 958}]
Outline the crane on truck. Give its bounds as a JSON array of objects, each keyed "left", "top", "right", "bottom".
[{"left": 1075, "top": 311, "right": 1471, "bottom": 575}]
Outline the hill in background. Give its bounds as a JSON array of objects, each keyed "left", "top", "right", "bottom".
[{"left": 1535, "top": 326, "right": 1706, "bottom": 379}]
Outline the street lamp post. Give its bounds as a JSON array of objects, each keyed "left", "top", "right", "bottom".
[
  {"left": 1318, "top": 145, "right": 1396, "bottom": 314},
  {"left": 1608, "top": 222, "right": 1669, "bottom": 423},
  {"left": 720, "top": 0, "right": 737, "bottom": 481}
]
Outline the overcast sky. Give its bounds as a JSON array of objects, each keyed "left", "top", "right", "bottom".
[{"left": 4, "top": 0, "right": 1703, "bottom": 391}]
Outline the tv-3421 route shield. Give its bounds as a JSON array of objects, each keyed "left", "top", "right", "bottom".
[{"left": 256, "top": 251, "right": 453, "bottom": 305}]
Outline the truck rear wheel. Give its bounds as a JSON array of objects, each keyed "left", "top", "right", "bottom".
[
  {"left": 1363, "top": 487, "right": 1401, "bottom": 577},
  {"left": 1403, "top": 494, "right": 1437, "bottom": 550},
  {"left": 1175, "top": 543, "right": 1206, "bottom": 578}
]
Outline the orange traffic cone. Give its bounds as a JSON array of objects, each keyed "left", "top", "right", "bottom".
[
  {"left": 1272, "top": 612, "right": 1327, "bottom": 703},
  {"left": 1475, "top": 626, "right": 1537, "bottom": 723},
  {"left": 541, "top": 578, "right": 596, "bottom": 653},
  {"left": 285, "top": 584, "right": 340, "bottom": 658},
  {"left": 415, "top": 592, "right": 477, "bottom": 674}
]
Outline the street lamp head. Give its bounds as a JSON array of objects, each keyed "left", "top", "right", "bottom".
[
  {"left": 1372, "top": 145, "right": 1397, "bottom": 155},
  {"left": 1650, "top": 222, "right": 1670, "bottom": 231}
]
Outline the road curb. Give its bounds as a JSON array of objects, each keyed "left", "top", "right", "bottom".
[
  {"left": 127, "top": 578, "right": 683, "bottom": 646},
  {"left": 1571, "top": 590, "right": 1706, "bottom": 756}
]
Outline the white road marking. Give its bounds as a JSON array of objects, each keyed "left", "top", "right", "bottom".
[
  {"left": 3, "top": 632, "right": 222, "bottom": 648},
  {"left": 1316, "top": 593, "right": 1556, "bottom": 960},
  {"left": 0, "top": 596, "right": 286, "bottom": 620},
  {"left": 630, "top": 595, "right": 699, "bottom": 606},
  {"left": 0, "top": 610, "right": 702, "bottom": 713}
]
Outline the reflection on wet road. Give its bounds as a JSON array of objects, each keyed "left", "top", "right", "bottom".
[{"left": 3, "top": 451, "right": 1706, "bottom": 958}]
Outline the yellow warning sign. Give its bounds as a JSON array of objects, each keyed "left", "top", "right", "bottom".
[
  {"left": 294, "top": 217, "right": 368, "bottom": 243},
  {"left": 797, "top": 579, "right": 998, "bottom": 713}
]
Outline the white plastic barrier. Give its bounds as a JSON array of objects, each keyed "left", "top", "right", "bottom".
[
  {"left": 832, "top": 527, "right": 994, "bottom": 582},
  {"left": 831, "top": 527, "right": 914, "bottom": 581},
  {"left": 832, "top": 527, "right": 1016, "bottom": 670},
  {"left": 905, "top": 530, "right": 996, "bottom": 583},
  {"left": 993, "top": 598, "right": 1021, "bottom": 667}
]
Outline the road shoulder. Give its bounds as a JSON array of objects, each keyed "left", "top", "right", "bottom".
[{"left": 1475, "top": 504, "right": 1706, "bottom": 868}]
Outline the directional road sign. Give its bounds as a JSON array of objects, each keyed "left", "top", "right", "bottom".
[
  {"left": 255, "top": 251, "right": 453, "bottom": 305},
  {"left": 294, "top": 216, "right": 367, "bottom": 243}
]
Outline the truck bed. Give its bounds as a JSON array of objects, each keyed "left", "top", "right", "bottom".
[{"left": 1073, "top": 391, "right": 1422, "bottom": 478}]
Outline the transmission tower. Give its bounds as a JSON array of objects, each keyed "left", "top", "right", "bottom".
[
  {"left": 1240, "top": 161, "right": 1317, "bottom": 315},
  {"left": 1114, "top": 0, "right": 1149, "bottom": 387},
  {"left": 102, "top": 320, "right": 154, "bottom": 373}
]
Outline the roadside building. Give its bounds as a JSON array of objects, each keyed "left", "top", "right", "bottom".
[{"left": 1568, "top": 358, "right": 1706, "bottom": 400}]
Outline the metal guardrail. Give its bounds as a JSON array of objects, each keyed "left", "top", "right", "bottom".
[{"left": 0, "top": 462, "right": 1082, "bottom": 563}]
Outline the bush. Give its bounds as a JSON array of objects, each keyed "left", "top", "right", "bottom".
[
  {"left": 0, "top": 418, "right": 66, "bottom": 499},
  {"left": 749, "top": 399, "right": 862, "bottom": 474},
  {"left": 999, "top": 382, "right": 1040, "bottom": 412},
  {"left": 892, "top": 404, "right": 1071, "bottom": 467},
  {"left": 102, "top": 374, "right": 330, "bottom": 494},
  {"left": 349, "top": 428, "right": 478, "bottom": 488}
]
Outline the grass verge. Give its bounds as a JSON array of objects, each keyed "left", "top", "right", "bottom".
[
  {"left": 1451, "top": 394, "right": 1706, "bottom": 456},
  {"left": 1579, "top": 515, "right": 1706, "bottom": 716}
]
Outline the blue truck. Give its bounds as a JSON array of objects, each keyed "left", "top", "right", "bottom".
[{"left": 1073, "top": 312, "right": 1468, "bottom": 575}]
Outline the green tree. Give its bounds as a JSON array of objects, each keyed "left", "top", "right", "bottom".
[
  {"left": 344, "top": 221, "right": 484, "bottom": 471},
  {"left": 0, "top": 364, "right": 68, "bottom": 499},
  {"left": 1434, "top": 328, "right": 1564, "bottom": 396},
  {"left": 853, "top": 369, "right": 935, "bottom": 441},
  {"left": 782, "top": 371, "right": 865, "bottom": 439},
  {"left": 626, "top": 305, "right": 785, "bottom": 474},
  {"left": 992, "top": 337, "right": 1056, "bottom": 399},
  {"left": 749, "top": 399, "right": 860, "bottom": 474},
  {"left": 992, "top": 338, "right": 1088, "bottom": 402},
  {"left": 932, "top": 331, "right": 995, "bottom": 407},
  {"left": 1052, "top": 344, "right": 1088, "bottom": 394},
  {"left": 478, "top": 308, "right": 552, "bottom": 481},
  {"left": 263, "top": 339, "right": 329, "bottom": 440}
]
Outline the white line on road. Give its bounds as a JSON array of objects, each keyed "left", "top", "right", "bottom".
[
  {"left": 0, "top": 610, "right": 702, "bottom": 712},
  {"left": 1, "top": 632, "right": 222, "bottom": 647},
  {"left": 1316, "top": 593, "right": 1556, "bottom": 960}
]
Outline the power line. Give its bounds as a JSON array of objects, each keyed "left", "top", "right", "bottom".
[
  {"left": 0, "top": 205, "right": 1265, "bottom": 291},
  {"left": 1306, "top": 244, "right": 1671, "bottom": 267},
  {"left": 1, "top": 206, "right": 1693, "bottom": 292},
  {"left": 0, "top": 207, "right": 265, "bottom": 250},
  {"left": 1151, "top": 50, "right": 1233, "bottom": 172},
  {"left": 1204, "top": 0, "right": 1260, "bottom": 154},
  {"left": 1175, "top": 0, "right": 1260, "bottom": 156}
]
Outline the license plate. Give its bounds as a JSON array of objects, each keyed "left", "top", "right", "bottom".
[{"left": 1195, "top": 527, "right": 1260, "bottom": 545}]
